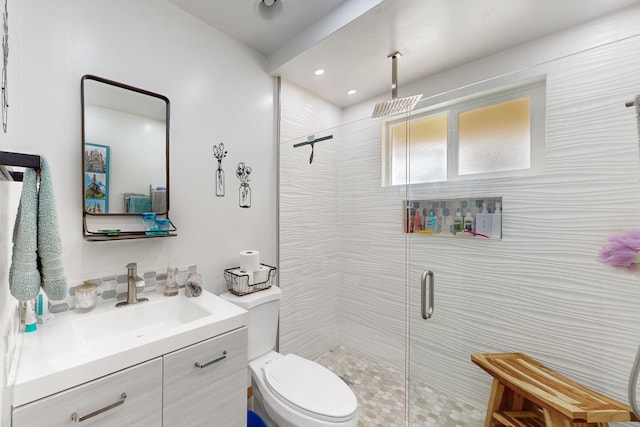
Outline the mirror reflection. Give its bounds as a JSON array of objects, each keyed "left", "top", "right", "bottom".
[{"left": 82, "top": 75, "right": 169, "bottom": 214}]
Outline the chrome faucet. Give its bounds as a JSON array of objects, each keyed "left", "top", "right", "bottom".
[{"left": 116, "top": 262, "right": 148, "bottom": 307}]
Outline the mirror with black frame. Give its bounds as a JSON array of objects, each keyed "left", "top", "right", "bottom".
[{"left": 81, "top": 75, "right": 175, "bottom": 241}]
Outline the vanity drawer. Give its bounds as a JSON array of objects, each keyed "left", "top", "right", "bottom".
[
  {"left": 163, "top": 327, "right": 247, "bottom": 427},
  {"left": 12, "top": 358, "right": 162, "bottom": 427}
]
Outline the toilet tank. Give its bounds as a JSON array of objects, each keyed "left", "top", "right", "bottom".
[{"left": 220, "top": 286, "right": 281, "bottom": 361}]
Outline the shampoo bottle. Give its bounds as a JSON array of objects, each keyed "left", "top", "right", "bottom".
[{"left": 463, "top": 211, "right": 474, "bottom": 231}]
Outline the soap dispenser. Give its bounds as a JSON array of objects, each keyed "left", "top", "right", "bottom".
[{"left": 163, "top": 266, "right": 179, "bottom": 296}]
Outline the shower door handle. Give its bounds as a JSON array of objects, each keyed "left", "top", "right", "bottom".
[{"left": 421, "top": 269, "right": 434, "bottom": 320}]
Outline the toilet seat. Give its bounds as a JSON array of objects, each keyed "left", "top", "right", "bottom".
[{"left": 263, "top": 354, "right": 357, "bottom": 423}]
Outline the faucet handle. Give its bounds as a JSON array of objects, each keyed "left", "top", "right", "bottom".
[{"left": 126, "top": 262, "right": 137, "bottom": 272}]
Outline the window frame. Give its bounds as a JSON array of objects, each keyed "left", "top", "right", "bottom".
[{"left": 382, "top": 77, "right": 546, "bottom": 187}]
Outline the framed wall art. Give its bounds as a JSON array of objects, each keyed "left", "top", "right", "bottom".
[{"left": 84, "top": 142, "right": 110, "bottom": 213}]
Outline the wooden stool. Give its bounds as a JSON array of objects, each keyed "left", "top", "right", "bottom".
[{"left": 471, "top": 353, "right": 638, "bottom": 427}]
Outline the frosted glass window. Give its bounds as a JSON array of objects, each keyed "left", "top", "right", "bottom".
[
  {"left": 391, "top": 114, "right": 447, "bottom": 185},
  {"left": 458, "top": 97, "right": 531, "bottom": 175},
  {"left": 382, "top": 77, "right": 544, "bottom": 186}
]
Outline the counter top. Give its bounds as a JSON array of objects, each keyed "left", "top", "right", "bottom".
[{"left": 13, "top": 289, "right": 247, "bottom": 406}]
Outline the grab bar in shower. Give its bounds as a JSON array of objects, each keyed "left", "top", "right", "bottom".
[{"left": 421, "top": 269, "right": 434, "bottom": 320}]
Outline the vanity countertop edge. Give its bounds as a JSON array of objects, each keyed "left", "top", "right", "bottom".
[{"left": 12, "top": 290, "right": 248, "bottom": 407}]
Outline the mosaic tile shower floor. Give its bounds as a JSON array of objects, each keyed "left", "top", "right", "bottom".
[{"left": 315, "top": 345, "right": 485, "bottom": 427}]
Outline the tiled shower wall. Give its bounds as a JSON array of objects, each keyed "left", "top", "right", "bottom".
[
  {"left": 279, "top": 82, "right": 343, "bottom": 359},
  {"left": 280, "top": 30, "right": 640, "bottom": 420}
]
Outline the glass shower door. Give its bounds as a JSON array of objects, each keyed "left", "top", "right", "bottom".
[{"left": 403, "top": 101, "right": 485, "bottom": 427}]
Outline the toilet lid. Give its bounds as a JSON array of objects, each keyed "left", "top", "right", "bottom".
[{"left": 264, "top": 353, "right": 357, "bottom": 422}]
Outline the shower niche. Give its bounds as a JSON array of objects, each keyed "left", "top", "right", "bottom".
[{"left": 404, "top": 197, "right": 502, "bottom": 239}]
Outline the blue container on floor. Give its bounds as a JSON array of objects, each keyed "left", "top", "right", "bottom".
[{"left": 247, "top": 410, "right": 267, "bottom": 427}]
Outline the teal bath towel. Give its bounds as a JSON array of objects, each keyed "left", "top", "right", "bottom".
[
  {"left": 37, "top": 157, "right": 68, "bottom": 301},
  {"left": 9, "top": 167, "right": 41, "bottom": 301},
  {"left": 128, "top": 195, "right": 151, "bottom": 213}
]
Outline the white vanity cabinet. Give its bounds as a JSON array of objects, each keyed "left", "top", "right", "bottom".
[
  {"left": 12, "top": 358, "right": 163, "bottom": 427},
  {"left": 163, "top": 327, "right": 248, "bottom": 427},
  {"left": 12, "top": 327, "right": 248, "bottom": 427},
  {"left": 12, "top": 290, "right": 249, "bottom": 427}
]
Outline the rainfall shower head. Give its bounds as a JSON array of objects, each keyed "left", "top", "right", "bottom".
[{"left": 371, "top": 52, "right": 422, "bottom": 118}]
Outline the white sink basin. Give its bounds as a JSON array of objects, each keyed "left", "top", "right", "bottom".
[
  {"left": 14, "top": 289, "right": 248, "bottom": 407},
  {"left": 70, "top": 297, "right": 212, "bottom": 343}
]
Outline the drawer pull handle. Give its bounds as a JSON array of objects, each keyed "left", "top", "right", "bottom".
[
  {"left": 71, "top": 392, "right": 127, "bottom": 423},
  {"left": 195, "top": 351, "right": 228, "bottom": 369}
]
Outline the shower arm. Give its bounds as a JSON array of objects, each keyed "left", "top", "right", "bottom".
[{"left": 390, "top": 52, "right": 400, "bottom": 99}]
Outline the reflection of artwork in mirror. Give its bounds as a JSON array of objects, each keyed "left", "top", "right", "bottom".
[{"left": 84, "top": 143, "right": 110, "bottom": 213}]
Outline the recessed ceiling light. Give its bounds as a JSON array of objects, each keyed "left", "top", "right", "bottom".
[
  {"left": 314, "top": 69, "right": 325, "bottom": 76},
  {"left": 347, "top": 89, "right": 357, "bottom": 95}
]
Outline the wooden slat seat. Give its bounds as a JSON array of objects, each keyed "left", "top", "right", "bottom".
[{"left": 471, "top": 353, "right": 638, "bottom": 427}]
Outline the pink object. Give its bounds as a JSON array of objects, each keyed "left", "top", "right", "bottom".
[
  {"left": 464, "top": 229, "right": 490, "bottom": 238},
  {"left": 598, "top": 228, "right": 640, "bottom": 272}
]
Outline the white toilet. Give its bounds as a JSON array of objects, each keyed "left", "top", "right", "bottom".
[{"left": 220, "top": 286, "right": 358, "bottom": 427}]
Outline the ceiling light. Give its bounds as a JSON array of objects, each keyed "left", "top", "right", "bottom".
[
  {"left": 256, "top": 0, "right": 284, "bottom": 20},
  {"left": 314, "top": 69, "right": 325, "bottom": 76},
  {"left": 347, "top": 89, "right": 357, "bottom": 95}
]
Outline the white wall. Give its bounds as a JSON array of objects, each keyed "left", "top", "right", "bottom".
[
  {"left": 280, "top": 6, "right": 640, "bottom": 419},
  {"left": 0, "top": 182, "right": 21, "bottom": 427},
  {"left": 1, "top": 0, "right": 275, "bottom": 420},
  {"left": 16, "top": 0, "right": 276, "bottom": 288},
  {"left": 0, "top": 0, "right": 24, "bottom": 423}
]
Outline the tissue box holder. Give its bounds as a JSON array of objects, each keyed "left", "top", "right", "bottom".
[{"left": 224, "top": 264, "right": 276, "bottom": 296}]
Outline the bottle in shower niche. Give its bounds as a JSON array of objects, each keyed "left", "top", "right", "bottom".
[
  {"left": 428, "top": 211, "right": 438, "bottom": 233},
  {"left": 412, "top": 209, "right": 421, "bottom": 232},
  {"left": 441, "top": 207, "right": 452, "bottom": 234},
  {"left": 463, "top": 211, "right": 474, "bottom": 231},
  {"left": 420, "top": 208, "right": 429, "bottom": 230},
  {"left": 453, "top": 209, "right": 463, "bottom": 233},
  {"left": 490, "top": 202, "right": 502, "bottom": 239},
  {"left": 475, "top": 203, "right": 493, "bottom": 236}
]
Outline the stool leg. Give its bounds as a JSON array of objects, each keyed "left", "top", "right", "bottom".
[
  {"left": 484, "top": 379, "right": 506, "bottom": 427},
  {"left": 543, "top": 408, "right": 572, "bottom": 427}
]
